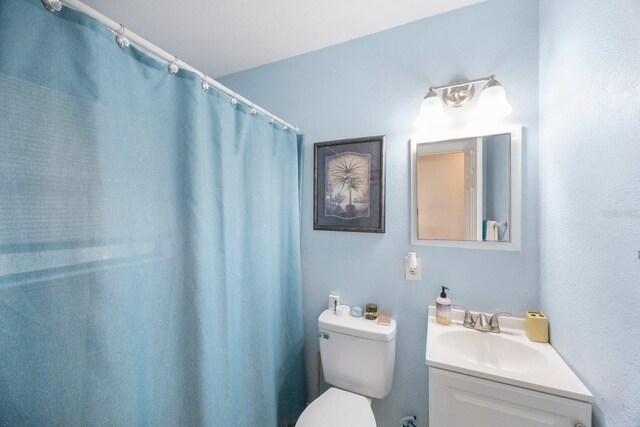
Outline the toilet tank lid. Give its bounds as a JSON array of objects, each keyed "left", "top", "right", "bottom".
[{"left": 318, "top": 310, "right": 396, "bottom": 342}]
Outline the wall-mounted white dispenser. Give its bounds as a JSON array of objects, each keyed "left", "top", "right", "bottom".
[{"left": 405, "top": 252, "right": 421, "bottom": 280}]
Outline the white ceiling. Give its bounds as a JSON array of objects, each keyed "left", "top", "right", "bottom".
[{"left": 80, "top": 0, "right": 485, "bottom": 78}]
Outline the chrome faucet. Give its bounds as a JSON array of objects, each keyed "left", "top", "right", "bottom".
[{"left": 453, "top": 305, "right": 512, "bottom": 333}]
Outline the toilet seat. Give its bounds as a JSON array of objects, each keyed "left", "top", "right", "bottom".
[{"left": 296, "top": 387, "right": 376, "bottom": 427}]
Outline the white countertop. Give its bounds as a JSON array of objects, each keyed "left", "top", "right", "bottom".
[{"left": 425, "top": 306, "right": 592, "bottom": 402}]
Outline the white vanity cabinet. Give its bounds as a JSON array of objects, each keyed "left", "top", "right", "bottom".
[
  {"left": 426, "top": 307, "right": 593, "bottom": 427},
  {"left": 429, "top": 367, "right": 591, "bottom": 427}
]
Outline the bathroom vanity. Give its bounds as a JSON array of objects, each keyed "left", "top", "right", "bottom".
[{"left": 426, "top": 307, "right": 592, "bottom": 426}]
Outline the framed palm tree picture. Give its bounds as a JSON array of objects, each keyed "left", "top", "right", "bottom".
[{"left": 314, "top": 135, "right": 385, "bottom": 233}]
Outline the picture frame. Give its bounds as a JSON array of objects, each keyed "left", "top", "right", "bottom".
[{"left": 314, "top": 135, "right": 386, "bottom": 233}]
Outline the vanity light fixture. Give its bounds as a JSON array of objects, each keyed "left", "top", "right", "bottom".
[
  {"left": 414, "top": 88, "right": 445, "bottom": 128},
  {"left": 476, "top": 78, "right": 512, "bottom": 118},
  {"left": 415, "top": 75, "right": 512, "bottom": 128}
]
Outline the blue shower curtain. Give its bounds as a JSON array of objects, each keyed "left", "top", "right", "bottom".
[{"left": 0, "top": 0, "right": 306, "bottom": 425}]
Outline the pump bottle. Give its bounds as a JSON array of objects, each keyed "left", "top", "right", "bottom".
[{"left": 436, "top": 286, "right": 452, "bottom": 325}]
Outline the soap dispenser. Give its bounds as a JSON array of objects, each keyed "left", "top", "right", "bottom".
[{"left": 436, "top": 286, "right": 452, "bottom": 325}]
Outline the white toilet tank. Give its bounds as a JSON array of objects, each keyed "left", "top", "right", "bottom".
[{"left": 318, "top": 310, "right": 396, "bottom": 399}]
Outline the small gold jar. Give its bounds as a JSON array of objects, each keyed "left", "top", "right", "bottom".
[{"left": 365, "top": 303, "right": 378, "bottom": 320}]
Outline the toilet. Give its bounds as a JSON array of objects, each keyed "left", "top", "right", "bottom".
[{"left": 297, "top": 310, "right": 397, "bottom": 427}]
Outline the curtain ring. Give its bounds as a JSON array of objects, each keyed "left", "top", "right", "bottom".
[
  {"left": 269, "top": 115, "right": 274, "bottom": 125},
  {"left": 250, "top": 104, "right": 257, "bottom": 116},
  {"left": 42, "top": 0, "right": 62, "bottom": 12},
  {"left": 168, "top": 57, "right": 179, "bottom": 75},
  {"left": 116, "top": 24, "right": 130, "bottom": 49},
  {"left": 201, "top": 76, "right": 210, "bottom": 92},
  {"left": 230, "top": 94, "right": 238, "bottom": 106}
]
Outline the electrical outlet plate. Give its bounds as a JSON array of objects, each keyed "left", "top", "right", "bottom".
[{"left": 405, "top": 258, "right": 422, "bottom": 280}]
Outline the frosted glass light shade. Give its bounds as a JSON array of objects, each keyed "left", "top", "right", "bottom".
[
  {"left": 415, "top": 90, "right": 445, "bottom": 129},
  {"left": 477, "top": 80, "right": 512, "bottom": 118}
]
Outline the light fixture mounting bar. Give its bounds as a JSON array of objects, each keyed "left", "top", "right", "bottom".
[{"left": 430, "top": 75, "right": 495, "bottom": 92}]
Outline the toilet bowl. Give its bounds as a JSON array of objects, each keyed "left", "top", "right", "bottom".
[
  {"left": 296, "top": 387, "right": 376, "bottom": 427},
  {"left": 296, "top": 310, "right": 397, "bottom": 427}
]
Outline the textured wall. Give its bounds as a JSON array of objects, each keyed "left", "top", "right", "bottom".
[
  {"left": 221, "top": 1, "right": 539, "bottom": 425},
  {"left": 539, "top": 1, "right": 640, "bottom": 425}
]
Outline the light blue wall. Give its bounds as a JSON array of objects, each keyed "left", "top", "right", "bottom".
[
  {"left": 539, "top": 1, "right": 640, "bottom": 425},
  {"left": 221, "top": 1, "right": 539, "bottom": 425}
]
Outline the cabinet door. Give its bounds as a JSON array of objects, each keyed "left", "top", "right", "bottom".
[{"left": 429, "top": 367, "right": 591, "bottom": 427}]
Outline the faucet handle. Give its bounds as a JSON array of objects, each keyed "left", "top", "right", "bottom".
[
  {"left": 453, "top": 305, "right": 475, "bottom": 329},
  {"left": 489, "top": 312, "right": 512, "bottom": 333}
]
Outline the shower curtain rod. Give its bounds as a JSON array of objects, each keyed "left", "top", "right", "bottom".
[{"left": 45, "top": 0, "right": 299, "bottom": 132}]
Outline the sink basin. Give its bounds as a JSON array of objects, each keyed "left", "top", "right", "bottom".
[
  {"left": 426, "top": 306, "right": 592, "bottom": 402},
  {"left": 438, "top": 328, "right": 548, "bottom": 374}
]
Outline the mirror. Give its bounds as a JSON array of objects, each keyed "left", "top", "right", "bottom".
[{"left": 410, "top": 126, "right": 521, "bottom": 250}]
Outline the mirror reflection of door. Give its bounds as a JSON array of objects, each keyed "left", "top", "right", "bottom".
[
  {"left": 416, "top": 133, "right": 510, "bottom": 242},
  {"left": 417, "top": 138, "right": 482, "bottom": 240}
]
